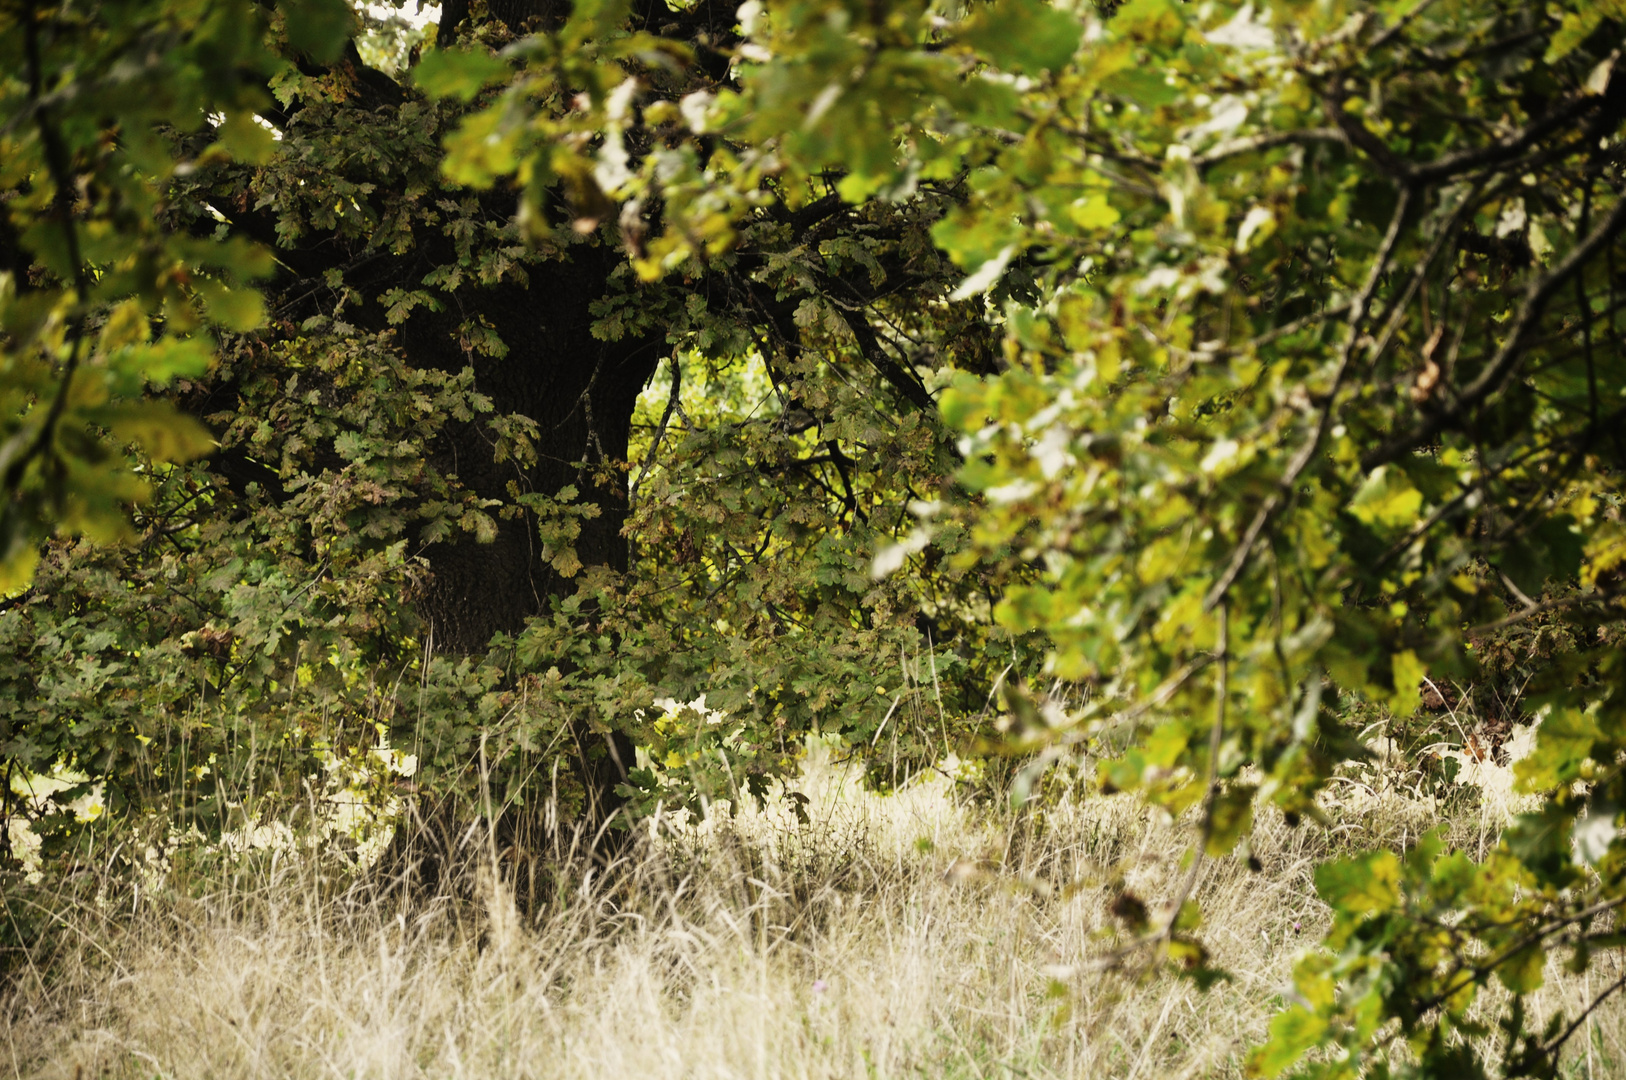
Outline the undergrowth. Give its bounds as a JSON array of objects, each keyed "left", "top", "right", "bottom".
[{"left": 4, "top": 736, "right": 1622, "bottom": 1080}]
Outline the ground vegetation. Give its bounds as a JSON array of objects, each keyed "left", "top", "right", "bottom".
[{"left": 4, "top": 0, "right": 1626, "bottom": 1074}]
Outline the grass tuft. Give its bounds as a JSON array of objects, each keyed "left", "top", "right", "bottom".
[{"left": 4, "top": 743, "right": 1623, "bottom": 1079}]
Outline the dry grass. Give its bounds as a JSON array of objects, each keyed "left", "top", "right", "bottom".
[{"left": 4, "top": 745, "right": 1624, "bottom": 1080}]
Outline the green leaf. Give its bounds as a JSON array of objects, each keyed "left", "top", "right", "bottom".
[
  {"left": 1532, "top": 514, "right": 1583, "bottom": 586},
  {"left": 1100, "top": 68, "right": 1180, "bottom": 108},
  {"left": 1315, "top": 850, "right": 1400, "bottom": 918},
  {"left": 1206, "top": 783, "right": 1256, "bottom": 855},
  {"left": 1514, "top": 707, "right": 1599, "bottom": 792},
  {"left": 214, "top": 111, "right": 280, "bottom": 166},
  {"left": 1250, "top": 1004, "right": 1328, "bottom": 1079},
  {"left": 1505, "top": 802, "right": 1579, "bottom": 886},
  {"left": 107, "top": 338, "right": 213, "bottom": 390},
  {"left": 95, "top": 402, "right": 216, "bottom": 463},
  {"left": 960, "top": 0, "right": 1083, "bottom": 75},
  {"left": 1495, "top": 942, "right": 1546, "bottom": 994},
  {"left": 194, "top": 281, "right": 266, "bottom": 333},
  {"left": 1545, "top": 9, "right": 1606, "bottom": 63},
  {"left": 1492, "top": 515, "right": 1581, "bottom": 600},
  {"left": 414, "top": 49, "right": 511, "bottom": 102},
  {"left": 931, "top": 203, "right": 1023, "bottom": 269},
  {"left": 1348, "top": 466, "right": 1422, "bottom": 530},
  {"left": 441, "top": 109, "right": 520, "bottom": 187},
  {"left": 1067, "top": 193, "right": 1120, "bottom": 231},
  {"left": 281, "top": 0, "right": 352, "bottom": 63}
]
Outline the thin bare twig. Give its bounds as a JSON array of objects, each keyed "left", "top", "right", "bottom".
[
  {"left": 630, "top": 355, "right": 681, "bottom": 501},
  {"left": 1468, "top": 591, "right": 1625, "bottom": 635},
  {"left": 1546, "top": 970, "right": 1626, "bottom": 1062},
  {"left": 1368, "top": 0, "right": 1438, "bottom": 51},
  {"left": 1164, "top": 602, "right": 1229, "bottom": 935},
  {"left": 1077, "top": 652, "right": 1218, "bottom": 741},
  {"left": 1195, "top": 128, "right": 1347, "bottom": 171},
  {"left": 0, "top": 1, "right": 93, "bottom": 501},
  {"left": 1204, "top": 185, "right": 1414, "bottom": 612},
  {"left": 1366, "top": 189, "right": 1626, "bottom": 469}
]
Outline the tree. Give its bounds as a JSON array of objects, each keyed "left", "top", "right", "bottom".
[
  {"left": 9, "top": 0, "right": 1626, "bottom": 1072},
  {"left": 0, "top": 0, "right": 1003, "bottom": 853},
  {"left": 441, "top": 0, "right": 1626, "bottom": 1071}
]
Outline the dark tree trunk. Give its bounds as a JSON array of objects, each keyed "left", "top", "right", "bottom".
[
  {"left": 368, "top": 245, "right": 664, "bottom": 654},
  {"left": 393, "top": 0, "right": 734, "bottom": 655},
  {"left": 369, "top": 241, "right": 662, "bottom": 841},
  {"left": 221, "top": 0, "right": 744, "bottom": 873}
]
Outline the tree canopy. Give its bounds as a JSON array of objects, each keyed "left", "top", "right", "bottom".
[{"left": 6, "top": 0, "right": 1626, "bottom": 1074}]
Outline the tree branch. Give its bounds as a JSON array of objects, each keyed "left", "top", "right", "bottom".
[
  {"left": 630, "top": 353, "right": 681, "bottom": 501},
  {"left": 1195, "top": 127, "right": 1347, "bottom": 171},
  {"left": 1364, "top": 189, "right": 1626, "bottom": 469},
  {"left": 0, "top": 0, "right": 94, "bottom": 503},
  {"left": 1205, "top": 184, "right": 1414, "bottom": 612},
  {"left": 833, "top": 303, "right": 937, "bottom": 414}
]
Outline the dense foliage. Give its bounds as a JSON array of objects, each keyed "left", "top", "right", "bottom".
[
  {"left": 7, "top": 0, "right": 1626, "bottom": 1074},
  {"left": 0, "top": 0, "right": 1018, "bottom": 847}
]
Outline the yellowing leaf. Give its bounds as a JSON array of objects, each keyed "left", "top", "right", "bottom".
[
  {"left": 1315, "top": 850, "right": 1400, "bottom": 919},
  {"left": 551, "top": 546, "right": 582, "bottom": 578},
  {"left": 1390, "top": 649, "right": 1425, "bottom": 718},
  {"left": 414, "top": 48, "right": 511, "bottom": 102},
  {"left": 1067, "top": 193, "right": 1120, "bottom": 231},
  {"left": 0, "top": 539, "right": 40, "bottom": 596},
  {"left": 1348, "top": 466, "right": 1422, "bottom": 529},
  {"left": 96, "top": 402, "right": 216, "bottom": 463}
]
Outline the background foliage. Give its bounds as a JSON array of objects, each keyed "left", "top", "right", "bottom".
[{"left": 6, "top": 0, "right": 1626, "bottom": 1075}]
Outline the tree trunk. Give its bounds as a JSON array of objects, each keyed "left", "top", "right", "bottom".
[
  {"left": 383, "top": 242, "right": 660, "bottom": 840},
  {"left": 231, "top": 0, "right": 740, "bottom": 879},
  {"left": 371, "top": 246, "right": 663, "bottom": 654}
]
